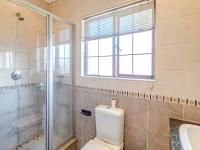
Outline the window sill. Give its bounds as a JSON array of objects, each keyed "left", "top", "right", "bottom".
[{"left": 81, "top": 75, "right": 156, "bottom": 82}]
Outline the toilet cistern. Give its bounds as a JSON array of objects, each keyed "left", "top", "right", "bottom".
[{"left": 81, "top": 99, "right": 124, "bottom": 150}]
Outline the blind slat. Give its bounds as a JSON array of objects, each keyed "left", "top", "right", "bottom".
[
  {"left": 119, "top": 9, "right": 153, "bottom": 35},
  {"left": 99, "top": 17, "right": 113, "bottom": 38},
  {"left": 84, "top": 16, "right": 114, "bottom": 40}
]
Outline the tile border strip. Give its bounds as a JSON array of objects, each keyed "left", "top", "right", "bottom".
[
  {"left": 75, "top": 85, "right": 200, "bottom": 108},
  {"left": 0, "top": 82, "right": 72, "bottom": 92},
  {"left": 0, "top": 83, "right": 40, "bottom": 91}
]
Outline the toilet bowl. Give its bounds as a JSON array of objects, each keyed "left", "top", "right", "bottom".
[{"left": 81, "top": 105, "right": 124, "bottom": 150}]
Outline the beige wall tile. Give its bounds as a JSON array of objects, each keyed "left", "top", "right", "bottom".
[
  {"left": 156, "top": 0, "right": 179, "bottom": 21},
  {"left": 180, "top": 0, "right": 200, "bottom": 17},
  {"left": 184, "top": 105, "right": 200, "bottom": 124},
  {"left": 148, "top": 100, "right": 183, "bottom": 135},
  {"left": 148, "top": 131, "right": 170, "bottom": 150},
  {"left": 179, "top": 14, "right": 200, "bottom": 44},
  {"left": 73, "top": 113, "right": 82, "bottom": 134},
  {"left": 152, "top": 71, "right": 183, "bottom": 97},
  {"left": 178, "top": 72, "right": 200, "bottom": 99},
  {"left": 100, "top": 92, "right": 119, "bottom": 106},
  {"left": 82, "top": 115, "right": 96, "bottom": 146},
  {"left": 124, "top": 126, "right": 147, "bottom": 150},
  {"left": 119, "top": 96, "right": 147, "bottom": 129},
  {"left": 82, "top": 91, "right": 100, "bottom": 114},
  {"left": 180, "top": 42, "right": 200, "bottom": 72},
  {"left": 156, "top": 20, "right": 179, "bottom": 45},
  {"left": 74, "top": 89, "right": 84, "bottom": 114},
  {"left": 156, "top": 44, "right": 181, "bottom": 71},
  {"left": 82, "top": 115, "right": 96, "bottom": 139}
]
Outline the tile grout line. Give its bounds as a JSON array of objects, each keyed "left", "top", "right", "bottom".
[{"left": 146, "top": 100, "right": 149, "bottom": 150}]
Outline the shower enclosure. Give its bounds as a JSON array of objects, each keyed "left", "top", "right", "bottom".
[{"left": 0, "top": 0, "right": 74, "bottom": 149}]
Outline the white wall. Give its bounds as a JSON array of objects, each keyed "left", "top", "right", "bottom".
[{"left": 25, "top": 0, "right": 49, "bottom": 10}]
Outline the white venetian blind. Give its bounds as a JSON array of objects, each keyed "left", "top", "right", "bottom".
[
  {"left": 118, "top": 9, "right": 153, "bottom": 35},
  {"left": 83, "top": 0, "right": 154, "bottom": 40},
  {"left": 84, "top": 15, "right": 114, "bottom": 40}
]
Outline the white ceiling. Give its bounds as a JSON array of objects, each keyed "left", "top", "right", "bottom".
[{"left": 43, "top": 0, "right": 57, "bottom": 3}]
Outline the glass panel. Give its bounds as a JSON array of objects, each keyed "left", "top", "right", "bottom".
[
  {"left": 133, "top": 54, "right": 152, "bottom": 75},
  {"left": 64, "top": 44, "right": 70, "bottom": 58},
  {"left": 119, "top": 34, "right": 132, "bottom": 55},
  {"left": 57, "top": 45, "right": 65, "bottom": 58},
  {"left": 0, "top": 1, "right": 47, "bottom": 149},
  {"left": 0, "top": 51, "right": 13, "bottom": 68},
  {"left": 133, "top": 30, "right": 152, "bottom": 54},
  {"left": 119, "top": 55, "right": 132, "bottom": 74},
  {"left": 59, "top": 28, "right": 70, "bottom": 43},
  {"left": 99, "top": 37, "right": 113, "bottom": 56},
  {"left": 87, "top": 57, "right": 98, "bottom": 75},
  {"left": 64, "top": 59, "right": 70, "bottom": 74},
  {"left": 40, "top": 59, "right": 47, "bottom": 72},
  {"left": 87, "top": 40, "right": 98, "bottom": 57},
  {"left": 99, "top": 56, "right": 112, "bottom": 76},
  {"left": 53, "top": 19, "right": 73, "bottom": 149},
  {"left": 55, "top": 59, "right": 65, "bottom": 74}
]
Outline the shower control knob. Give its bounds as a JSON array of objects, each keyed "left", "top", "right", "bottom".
[{"left": 11, "top": 71, "right": 22, "bottom": 80}]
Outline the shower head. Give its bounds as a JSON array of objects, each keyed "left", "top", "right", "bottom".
[{"left": 16, "top": 12, "right": 24, "bottom": 21}]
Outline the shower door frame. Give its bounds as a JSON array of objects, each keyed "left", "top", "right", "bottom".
[{"left": 7, "top": 0, "right": 75, "bottom": 150}]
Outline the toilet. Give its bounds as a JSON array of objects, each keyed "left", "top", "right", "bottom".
[{"left": 81, "top": 105, "right": 124, "bottom": 150}]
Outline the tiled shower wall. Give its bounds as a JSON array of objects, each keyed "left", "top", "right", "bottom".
[
  {"left": 54, "top": 83, "right": 73, "bottom": 140},
  {"left": 73, "top": 87, "right": 200, "bottom": 150},
  {"left": 0, "top": 0, "right": 48, "bottom": 87},
  {"left": 0, "top": 83, "right": 73, "bottom": 150},
  {"left": 0, "top": 84, "right": 45, "bottom": 150}
]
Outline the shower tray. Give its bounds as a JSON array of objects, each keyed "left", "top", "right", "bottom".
[{"left": 15, "top": 134, "right": 65, "bottom": 150}]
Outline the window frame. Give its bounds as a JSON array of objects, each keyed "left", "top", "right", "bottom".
[{"left": 82, "top": 0, "right": 155, "bottom": 80}]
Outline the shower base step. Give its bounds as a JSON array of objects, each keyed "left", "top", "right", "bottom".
[
  {"left": 12, "top": 113, "right": 43, "bottom": 130},
  {"left": 15, "top": 134, "right": 65, "bottom": 150}
]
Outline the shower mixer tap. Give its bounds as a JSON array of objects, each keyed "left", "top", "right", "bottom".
[{"left": 11, "top": 71, "right": 22, "bottom": 80}]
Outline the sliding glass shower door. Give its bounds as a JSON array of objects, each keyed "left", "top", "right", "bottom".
[
  {"left": 0, "top": 0, "right": 48, "bottom": 149},
  {"left": 51, "top": 17, "right": 73, "bottom": 150},
  {"left": 0, "top": 0, "right": 74, "bottom": 150}
]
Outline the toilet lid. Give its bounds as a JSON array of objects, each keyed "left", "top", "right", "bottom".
[{"left": 81, "top": 139, "right": 112, "bottom": 150}]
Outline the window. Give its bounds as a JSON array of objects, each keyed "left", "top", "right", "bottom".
[{"left": 82, "top": 0, "right": 155, "bottom": 79}]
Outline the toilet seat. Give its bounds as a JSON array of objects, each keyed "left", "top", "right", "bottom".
[{"left": 81, "top": 138, "right": 123, "bottom": 150}]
